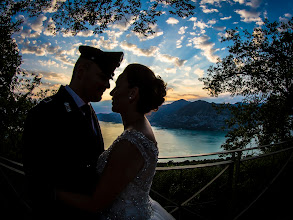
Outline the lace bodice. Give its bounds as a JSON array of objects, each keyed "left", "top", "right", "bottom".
[{"left": 96, "top": 129, "right": 159, "bottom": 219}]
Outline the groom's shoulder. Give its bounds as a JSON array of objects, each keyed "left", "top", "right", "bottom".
[
  {"left": 28, "top": 86, "right": 78, "bottom": 120},
  {"left": 30, "top": 92, "right": 66, "bottom": 116},
  {"left": 38, "top": 87, "right": 69, "bottom": 108},
  {"left": 38, "top": 94, "right": 59, "bottom": 109}
]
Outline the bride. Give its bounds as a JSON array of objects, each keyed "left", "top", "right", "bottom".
[{"left": 58, "top": 63, "right": 175, "bottom": 219}]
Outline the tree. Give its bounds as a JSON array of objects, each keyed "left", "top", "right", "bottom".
[
  {"left": 0, "top": 0, "right": 196, "bottom": 160},
  {"left": 200, "top": 18, "right": 293, "bottom": 150},
  {"left": 0, "top": 1, "right": 50, "bottom": 160},
  {"left": 12, "top": 0, "right": 195, "bottom": 36}
]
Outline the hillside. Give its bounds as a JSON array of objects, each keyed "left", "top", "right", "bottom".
[{"left": 97, "top": 99, "right": 231, "bottom": 131}]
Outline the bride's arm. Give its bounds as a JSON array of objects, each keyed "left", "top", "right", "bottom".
[{"left": 57, "top": 139, "right": 144, "bottom": 212}]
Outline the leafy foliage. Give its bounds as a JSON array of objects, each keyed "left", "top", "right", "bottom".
[
  {"left": 9, "top": 0, "right": 195, "bottom": 36},
  {"left": 0, "top": 1, "right": 196, "bottom": 160},
  {"left": 0, "top": 2, "right": 51, "bottom": 160},
  {"left": 0, "top": 0, "right": 195, "bottom": 160},
  {"left": 200, "top": 19, "right": 293, "bottom": 150}
]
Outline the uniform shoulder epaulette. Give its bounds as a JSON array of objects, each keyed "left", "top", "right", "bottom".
[{"left": 42, "top": 97, "right": 53, "bottom": 103}]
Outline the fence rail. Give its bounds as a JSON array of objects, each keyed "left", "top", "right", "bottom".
[
  {"left": 153, "top": 141, "right": 293, "bottom": 219},
  {"left": 1, "top": 141, "right": 292, "bottom": 219},
  {"left": 0, "top": 156, "right": 25, "bottom": 175}
]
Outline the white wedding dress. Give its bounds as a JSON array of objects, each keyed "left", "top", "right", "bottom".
[{"left": 96, "top": 130, "right": 176, "bottom": 220}]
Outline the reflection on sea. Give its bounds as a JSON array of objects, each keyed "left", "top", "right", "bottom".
[{"left": 99, "top": 121, "right": 228, "bottom": 162}]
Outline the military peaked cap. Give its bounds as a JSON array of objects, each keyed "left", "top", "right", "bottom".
[{"left": 79, "top": 45, "right": 124, "bottom": 78}]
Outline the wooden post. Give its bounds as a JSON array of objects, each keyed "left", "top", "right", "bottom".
[
  {"left": 235, "top": 151, "right": 242, "bottom": 187},
  {"left": 228, "top": 150, "right": 242, "bottom": 216},
  {"left": 228, "top": 152, "right": 235, "bottom": 195},
  {"left": 179, "top": 169, "right": 183, "bottom": 220},
  {"left": 231, "top": 150, "right": 242, "bottom": 212}
]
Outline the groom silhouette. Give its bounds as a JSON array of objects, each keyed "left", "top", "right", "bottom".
[{"left": 23, "top": 45, "right": 123, "bottom": 219}]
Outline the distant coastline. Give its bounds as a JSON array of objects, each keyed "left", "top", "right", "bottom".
[
  {"left": 99, "top": 121, "right": 227, "bottom": 158},
  {"left": 96, "top": 99, "right": 232, "bottom": 131}
]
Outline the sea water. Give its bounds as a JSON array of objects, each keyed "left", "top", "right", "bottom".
[{"left": 99, "top": 121, "right": 228, "bottom": 162}]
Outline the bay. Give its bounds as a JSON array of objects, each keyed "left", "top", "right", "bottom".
[{"left": 99, "top": 121, "right": 227, "bottom": 161}]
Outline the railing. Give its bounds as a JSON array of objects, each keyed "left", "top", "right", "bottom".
[
  {"left": 1, "top": 141, "right": 292, "bottom": 219},
  {"left": 0, "top": 155, "right": 24, "bottom": 175},
  {"left": 151, "top": 141, "right": 293, "bottom": 219}
]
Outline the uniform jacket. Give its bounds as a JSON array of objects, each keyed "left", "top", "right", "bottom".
[{"left": 23, "top": 85, "right": 104, "bottom": 219}]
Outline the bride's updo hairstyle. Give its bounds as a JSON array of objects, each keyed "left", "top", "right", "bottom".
[{"left": 124, "top": 64, "right": 167, "bottom": 114}]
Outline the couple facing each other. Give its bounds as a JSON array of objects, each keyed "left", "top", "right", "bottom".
[{"left": 23, "top": 45, "right": 175, "bottom": 219}]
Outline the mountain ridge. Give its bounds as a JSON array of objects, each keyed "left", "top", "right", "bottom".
[{"left": 96, "top": 99, "right": 231, "bottom": 131}]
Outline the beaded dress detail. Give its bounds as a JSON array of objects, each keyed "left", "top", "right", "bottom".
[{"left": 96, "top": 130, "right": 159, "bottom": 219}]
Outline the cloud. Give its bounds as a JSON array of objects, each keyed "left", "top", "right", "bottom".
[
  {"left": 43, "top": 17, "right": 56, "bottom": 36},
  {"left": 245, "top": 0, "right": 262, "bottom": 8},
  {"left": 200, "top": 0, "right": 225, "bottom": 7},
  {"left": 220, "top": 16, "right": 232, "bottom": 20},
  {"left": 164, "top": 68, "right": 177, "bottom": 74},
  {"left": 76, "top": 30, "right": 94, "bottom": 37},
  {"left": 184, "top": 66, "right": 192, "bottom": 72},
  {"left": 16, "top": 15, "right": 45, "bottom": 39},
  {"left": 21, "top": 41, "right": 48, "bottom": 56},
  {"left": 61, "top": 31, "right": 74, "bottom": 38},
  {"left": 200, "top": 5, "right": 219, "bottom": 13},
  {"left": 38, "top": 71, "right": 71, "bottom": 85},
  {"left": 157, "top": 54, "right": 187, "bottom": 67},
  {"left": 61, "top": 29, "right": 94, "bottom": 38},
  {"left": 214, "top": 26, "right": 226, "bottom": 31},
  {"left": 54, "top": 54, "right": 75, "bottom": 66},
  {"left": 189, "top": 35, "right": 219, "bottom": 63},
  {"left": 178, "top": 26, "right": 188, "bottom": 35},
  {"left": 176, "top": 36, "right": 185, "bottom": 48},
  {"left": 41, "top": 71, "right": 68, "bottom": 81},
  {"left": 61, "top": 48, "right": 77, "bottom": 56},
  {"left": 166, "top": 78, "right": 205, "bottom": 101},
  {"left": 39, "top": 59, "right": 59, "bottom": 67},
  {"left": 43, "top": 0, "right": 66, "bottom": 13},
  {"left": 233, "top": 0, "right": 246, "bottom": 4},
  {"left": 189, "top": 17, "right": 209, "bottom": 30},
  {"left": 110, "top": 15, "right": 136, "bottom": 31},
  {"left": 87, "top": 37, "right": 117, "bottom": 50},
  {"left": 134, "top": 23, "right": 163, "bottom": 41},
  {"left": 38, "top": 58, "right": 68, "bottom": 70},
  {"left": 120, "top": 41, "right": 159, "bottom": 57},
  {"left": 279, "top": 13, "right": 292, "bottom": 22},
  {"left": 40, "top": 82, "right": 61, "bottom": 91},
  {"left": 235, "top": 9, "right": 263, "bottom": 25},
  {"left": 193, "top": 68, "right": 205, "bottom": 77},
  {"left": 127, "top": 46, "right": 184, "bottom": 69},
  {"left": 218, "top": 31, "right": 230, "bottom": 39},
  {"left": 19, "top": 28, "right": 41, "bottom": 39},
  {"left": 85, "top": 30, "right": 122, "bottom": 50},
  {"left": 29, "top": 14, "right": 47, "bottom": 33},
  {"left": 193, "top": 54, "right": 201, "bottom": 60},
  {"left": 208, "top": 19, "right": 217, "bottom": 25},
  {"left": 21, "top": 41, "right": 76, "bottom": 66},
  {"left": 200, "top": 0, "right": 262, "bottom": 9},
  {"left": 166, "top": 17, "right": 179, "bottom": 25}
]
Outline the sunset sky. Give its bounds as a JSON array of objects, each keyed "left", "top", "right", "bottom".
[{"left": 12, "top": 0, "right": 293, "bottom": 107}]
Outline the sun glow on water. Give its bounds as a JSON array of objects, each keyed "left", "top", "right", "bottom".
[{"left": 99, "top": 121, "right": 227, "bottom": 161}]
